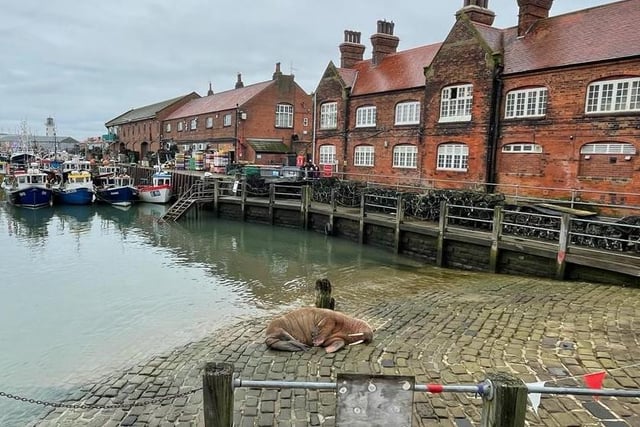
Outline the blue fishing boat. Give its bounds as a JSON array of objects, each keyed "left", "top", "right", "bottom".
[
  {"left": 53, "top": 170, "right": 95, "bottom": 205},
  {"left": 1, "top": 165, "right": 53, "bottom": 208},
  {"left": 94, "top": 173, "right": 138, "bottom": 207}
]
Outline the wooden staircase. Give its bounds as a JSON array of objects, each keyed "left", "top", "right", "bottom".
[{"left": 162, "top": 180, "right": 216, "bottom": 221}]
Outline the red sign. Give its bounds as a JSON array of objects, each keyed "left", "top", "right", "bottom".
[{"left": 323, "top": 164, "right": 332, "bottom": 177}]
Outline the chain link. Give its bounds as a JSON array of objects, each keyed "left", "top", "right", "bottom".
[{"left": 0, "top": 388, "right": 202, "bottom": 410}]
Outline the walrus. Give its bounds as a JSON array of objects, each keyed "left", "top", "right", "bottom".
[{"left": 265, "top": 307, "right": 373, "bottom": 353}]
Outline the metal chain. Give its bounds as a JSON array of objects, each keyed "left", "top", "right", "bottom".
[{"left": 0, "top": 387, "right": 202, "bottom": 410}]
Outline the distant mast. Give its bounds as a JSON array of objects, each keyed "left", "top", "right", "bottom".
[{"left": 45, "top": 117, "right": 57, "bottom": 158}]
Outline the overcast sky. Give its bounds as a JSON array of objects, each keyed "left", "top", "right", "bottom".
[{"left": 0, "top": 0, "right": 615, "bottom": 141}]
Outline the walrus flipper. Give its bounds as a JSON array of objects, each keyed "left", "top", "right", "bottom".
[{"left": 265, "top": 329, "right": 310, "bottom": 352}]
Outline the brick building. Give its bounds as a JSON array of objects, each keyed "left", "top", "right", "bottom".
[
  {"left": 314, "top": 0, "right": 640, "bottom": 205},
  {"left": 105, "top": 93, "right": 200, "bottom": 161},
  {"left": 163, "top": 63, "right": 312, "bottom": 166}
]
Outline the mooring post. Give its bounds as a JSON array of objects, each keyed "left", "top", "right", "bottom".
[
  {"left": 480, "top": 373, "right": 527, "bottom": 427},
  {"left": 555, "top": 213, "right": 570, "bottom": 280},
  {"left": 241, "top": 179, "right": 247, "bottom": 221},
  {"left": 203, "top": 362, "right": 234, "bottom": 427},
  {"left": 301, "top": 185, "right": 309, "bottom": 229},
  {"left": 214, "top": 179, "right": 220, "bottom": 216},
  {"left": 269, "top": 183, "right": 275, "bottom": 225},
  {"left": 489, "top": 205, "right": 503, "bottom": 273},
  {"left": 394, "top": 194, "right": 403, "bottom": 254},
  {"left": 359, "top": 193, "right": 366, "bottom": 244},
  {"left": 436, "top": 201, "right": 448, "bottom": 267},
  {"left": 315, "top": 278, "right": 335, "bottom": 309}
]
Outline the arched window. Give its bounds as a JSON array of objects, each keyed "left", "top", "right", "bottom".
[
  {"left": 354, "top": 145, "right": 374, "bottom": 167},
  {"left": 580, "top": 142, "right": 636, "bottom": 155},
  {"left": 505, "top": 87, "right": 548, "bottom": 118},
  {"left": 502, "top": 143, "right": 543, "bottom": 153},
  {"left": 392, "top": 145, "right": 417, "bottom": 168},
  {"left": 319, "top": 145, "right": 336, "bottom": 165},
  {"left": 395, "top": 101, "right": 420, "bottom": 125},
  {"left": 586, "top": 77, "right": 640, "bottom": 113},
  {"left": 355, "top": 106, "right": 377, "bottom": 127},
  {"left": 437, "top": 144, "right": 468, "bottom": 171}
]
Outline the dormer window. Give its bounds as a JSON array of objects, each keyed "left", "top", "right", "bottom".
[
  {"left": 505, "top": 87, "right": 548, "bottom": 118},
  {"left": 586, "top": 77, "right": 640, "bottom": 114}
]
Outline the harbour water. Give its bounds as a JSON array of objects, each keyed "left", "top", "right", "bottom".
[{"left": 0, "top": 201, "right": 442, "bottom": 426}]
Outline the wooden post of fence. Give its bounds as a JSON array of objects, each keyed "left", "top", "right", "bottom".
[
  {"left": 214, "top": 179, "right": 220, "bottom": 216},
  {"left": 268, "top": 183, "right": 275, "bottom": 225},
  {"left": 394, "top": 194, "right": 403, "bottom": 254},
  {"left": 203, "top": 362, "right": 234, "bottom": 427},
  {"left": 359, "top": 193, "right": 366, "bottom": 245},
  {"left": 436, "top": 201, "right": 448, "bottom": 267},
  {"left": 241, "top": 179, "right": 247, "bottom": 221},
  {"left": 555, "top": 213, "right": 570, "bottom": 280},
  {"left": 480, "top": 373, "right": 527, "bottom": 427},
  {"left": 301, "top": 186, "right": 309, "bottom": 230},
  {"left": 315, "top": 278, "right": 335, "bottom": 309},
  {"left": 489, "top": 205, "right": 503, "bottom": 273}
]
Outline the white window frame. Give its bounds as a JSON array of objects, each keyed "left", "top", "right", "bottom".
[
  {"left": 580, "top": 143, "right": 636, "bottom": 155},
  {"left": 320, "top": 102, "right": 338, "bottom": 129},
  {"left": 395, "top": 101, "right": 420, "bottom": 125},
  {"left": 355, "top": 106, "right": 377, "bottom": 128},
  {"left": 586, "top": 77, "right": 640, "bottom": 114},
  {"left": 165, "top": 123, "right": 171, "bottom": 133},
  {"left": 392, "top": 145, "right": 418, "bottom": 169},
  {"left": 502, "top": 143, "right": 543, "bottom": 153},
  {"left": 275, "top": 103, "right": 294, "bottom": 128},
  {"left": 437, "top": 144, "right": 469, "bottom": 171},
  {"left": 177, "top": 121, "right": 184, "bottom": 132},
  {"left": 505, "top": 88, "right": 548, "bottom": 118},
  {"left": 223, "top": 114, "right": 232, "bottom": 127},
  {"left": 354, "top": 145, "right": 374, "bottom": 167},
  {"left": 439, "top": 84, "right": 473, "bottom": 122},
  {"left": 206, "top": 117, "right": 213, "bottom": 128},
  {"left": 190, "top": 118, "right": 197, "bottom": 130},
  {"left": 319, "top": 145, "right": 336, "bottom": 165}
]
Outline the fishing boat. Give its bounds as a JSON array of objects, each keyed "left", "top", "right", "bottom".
[
  {"left": 61, "top": 157, "right": 92, "bottom": 174},
  {"left": 94, "top": 173, "right": 138, "bottom": 207},
  {"left": 137, "top": 171, "right": 173, "bottom": 204},
  {"left": 53, "top": 170, "right": 95, "bottom": 205},
  {"left": 1, "top": 164, "right": 54, "bottom": 208}
]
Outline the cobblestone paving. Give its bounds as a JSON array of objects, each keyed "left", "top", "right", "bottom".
[{"left": 35, "top": 275, "right": 640, "bottom": 426}]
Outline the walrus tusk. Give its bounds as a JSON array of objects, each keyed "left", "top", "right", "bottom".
[
  {"left": 347, "top": 332, "right": 364, "bottom": 337},
  {"left": 349, "top": 340, "right": 364, "bottom": 346}
]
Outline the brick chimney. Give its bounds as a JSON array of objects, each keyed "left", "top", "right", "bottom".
[
  {"left": 517, "top": 0, "right": 553, "bottom": 36},
  {"left": 235, "top": 73, "right": 244, "bottom": 89},
  {"left": 339, "top": 30, "right": 365, "bottom": 68},
  {"left": 456, "top": 0, "right": 495, "bottom": 26},
  {"left": 272, "top": 62, "right": 283, "bottom": 80},
  {"left": 370, "top": 20, "right": 399, "bottom": 66}
]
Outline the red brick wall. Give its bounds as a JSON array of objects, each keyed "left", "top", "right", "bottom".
[
  {"left": 498, "top": 59, "right": 640, "bottom": 204},
  {"left": 423, "top": 18, "right": 497, "bottom": 188}
]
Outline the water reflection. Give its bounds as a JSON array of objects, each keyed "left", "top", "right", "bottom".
[{"left": 2, "top": 204, "right": 54, "bottom": 245}]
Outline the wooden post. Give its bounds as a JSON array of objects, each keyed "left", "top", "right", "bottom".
[
  {"left": 394, "top": 194, "right": 403, "bottom": 254},
  {"left": 203, "top": 362, "right": 234, "bottom": 427},
  {"left": 301, "top": 186, "right": 309, "bottom": 230},
  {"left": 555, "top": 213, "right": 570, "bottom": 280},
  {"left": 359, "top": 193, "right": 366, "bottom": 245},
  {"left": 214, "top": 179, "right": 220, "bottom": 216},
  {"left": 241, "top": 179, "right": 247, "bottom": 221},
  {"left": 315, "top": 278, "right": 335, "bottom": 309},
  {"left": 489, "top": 205, "right": 503, "bottom": 273},
  {"left": 480, "top": 373, "right": 527, "bottom": 427},
  {"left": 436, "top": 201, "right": 448, "bottom": 267},
  {"left": 269, "top": 183, "right": 275, "bottom": 225},
  {"left": 331, "top": 188, "right": 337, "bottom": 213}
]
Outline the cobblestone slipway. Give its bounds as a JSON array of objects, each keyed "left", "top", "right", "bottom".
[{"left": 37, "top": 274, "right": 640, "bottom": 426}]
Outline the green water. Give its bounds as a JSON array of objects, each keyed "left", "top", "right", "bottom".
[{"left": 0, "top": 202, "right": 437, "bottom": 426}]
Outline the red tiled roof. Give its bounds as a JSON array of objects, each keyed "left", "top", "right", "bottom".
[
  {"left": 503, "top": 0, "right": 639, "bottom": 74},
  {"left": 340, "top": 43, "right": 442, "bottom": 96},
  {"left": 166, "top": 81, "right": 274, "bottom": 119}
]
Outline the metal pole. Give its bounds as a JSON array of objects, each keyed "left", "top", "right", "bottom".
[{"left": 527, "top": 385, "right": 640, "bottom": 398}]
